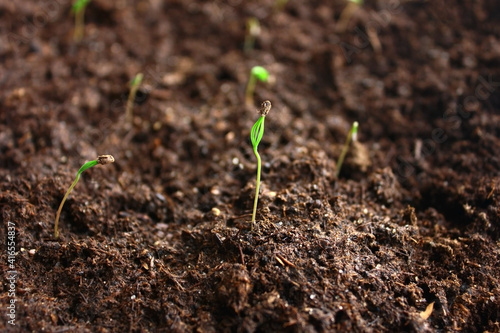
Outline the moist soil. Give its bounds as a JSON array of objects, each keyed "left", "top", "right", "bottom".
[{"left": 1, "top": 1, "right": 500, "bottom": 332}]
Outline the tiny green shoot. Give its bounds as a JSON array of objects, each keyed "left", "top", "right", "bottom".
[
  {"left": 245, "top": 66, "right": 269, "bottom": 107},
  {"left": 335, "top": 121, "right": 358, "bottom": 178},
  {"left": 54, "top": 155, "right": 115, "bottom": 239},
  {"left": 72, "top": 0, "right": 91, "bottom": 42},
  {"left": 244, "top": 17, "right": 261, "bottom": 54},
  {"left": 250, "top": 100, "right": 272, "bottom": 230},
  {"left": 125, "top": 73, "right": 144, "bottom": 125},
  {"left": 336, "top": 0, "right": 364, "bottom": 33}
]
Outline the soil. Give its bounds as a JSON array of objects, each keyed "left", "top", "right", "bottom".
[{"left": 1, "top": 0, "right": 500, "bottom": 332}]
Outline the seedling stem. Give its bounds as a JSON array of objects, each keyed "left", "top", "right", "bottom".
[
  {"left": 245, "top": 66, "right": 269, "bottom": 107},
  {"left": 125, "top": 73, "right": 144, "bottom": 124},
  {"left": 72, "top": 0, "right": 91, "bottom": 42},
  {"left": 336, "top": 121, "right": 358, "bottom": 178},
  {"left": 336, "top": 0, "right": 363, "bottom": 33},
  {"left": 244, "top": 17, "right": 260, "bottom": 54},
  {"left": 250, "top": 100, "right": 272, "bottom": 230},
  {"left": 54, "top": 155, "right": 115, "bottom": 239}
]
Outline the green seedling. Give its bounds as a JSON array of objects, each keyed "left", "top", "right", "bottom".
[
  {"left": 54, "top": 155, "right": 115, "bottom": 239},
  {"left": 244, "top": 17, "right": 261, "bottom": 54},
  {"left": 335, "top": 121, "right": 358, "bottom": 178},
  {"left": 125, "top": 73, "right": 144, "bottom": 124},
  {"left": 250, "top": 100, "right": 272, "bottom": 230},
  {"left": 245, "top": 66, "right": 269, "bottom": 107},
  {"left": 72, "top": 0, "right": 91, "bottom": 42},
  {"left": 336, "top": 0, "right": 364, "bottom": 33}
]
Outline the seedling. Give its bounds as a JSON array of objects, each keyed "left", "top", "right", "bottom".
[
  {"left": 72, "top": 0, "right": 91, "bottom": 42},
  {"left": 245, "top": 66, "right": 269, "bottom": 107},
  {"left": 250, "top": 100, "right": 272, "bottom": 230},
  {"left": 54, "top": 155, "right": 115, "bottom": 239},
  {"left": 244, "top": 17, "right": 260, "bottom": 54},
  {"left": 335, "top": 121, "right": 358, "bottom": 178},
  {"left": 125, "top": 73, "right": 144, "bottom": 124},
  {"left": 336, "top": 0, "right": 363, "bottom": 33}
]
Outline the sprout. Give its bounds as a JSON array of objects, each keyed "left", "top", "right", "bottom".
[
  {"left": 244, "top": 17, "right": 261, "bottom": 54},
  {"left": 245, "top": 66, "right": 269, "bottom": 107},
  {"left": 125, "top": 73, "right": 144, "bottom": 125},
  {"left": 336, "top": 0, "right": 364, "bottom": 33},
  {"left": 72, "top": 0, "right": 91, "bottom": 42},
  {"left": 336, "top": 121, "right": 358, "bottom": 178},
  {"left": 250, "top": 100, "right": 272, "bottom": 230},
  {"left": 54, "top": 155, "right": 115, "bottom": 239}
]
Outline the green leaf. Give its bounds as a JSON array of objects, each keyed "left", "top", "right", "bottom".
[
  {"left": 251, "top": 116, "right": 265, "bottom": 148},
  {"left": 77, "top": 160, "right": 98, "bottom": 174},
  {"left": 251, "top": 66, "right": 269, "bottom": 82}
]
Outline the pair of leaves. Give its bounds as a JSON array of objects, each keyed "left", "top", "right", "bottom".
[
  {"left": 251, "top": 116, "right": 265, "bottom": 150},
  {"left": 251, "top": 66, "right": 269, "bottom": 82}
]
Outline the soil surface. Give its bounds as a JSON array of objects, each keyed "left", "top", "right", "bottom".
[{"left": 1, "top": 0, "right": 500, "bottom": 332}]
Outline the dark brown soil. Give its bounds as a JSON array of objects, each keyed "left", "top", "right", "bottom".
[{"left": 1, "top": 0, "right": 500, "bottom": 332}]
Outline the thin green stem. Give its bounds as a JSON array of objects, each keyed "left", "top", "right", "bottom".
[
  {"left": 251, "top": 147, "right": 261, "bottom": 230},
  {"left": 244, "top": 17, "right": 260, "bottom": 54},
  {"left": 336, "top": 121, "right": 359, "bottom": 178},
  {"left": 245, "top": 74, "right": 257, "bottom": 107},
  {"left": 74, "top": 10, "right": 85, "bottom": 42},
  {"left": 54, "top": 174, "right": 80, "bottom": 239},
  {"left": 72, "top": 0, "right": 91, "bottom": 42},
  {"left": 125, "top": 73, "right": 144, "bottom": 124},
  {"left": 336, "top": 0, "right": 362, "bottom": 33}
]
